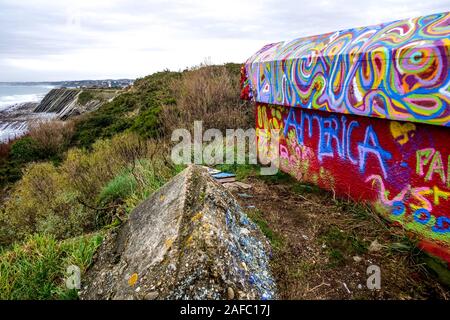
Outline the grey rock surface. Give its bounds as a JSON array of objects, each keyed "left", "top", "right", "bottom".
[
  {"left": 79, "top": 165, "right": 276, "bottom": 300},
  {"left": 34, "top": 88, "right": 117, "bottom": 119}
]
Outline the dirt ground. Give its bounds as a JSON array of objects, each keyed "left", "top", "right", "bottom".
[{"left": 227, "top": 174, "right": 449, "bottom": 300}]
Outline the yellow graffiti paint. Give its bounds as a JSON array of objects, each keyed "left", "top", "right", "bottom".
[
  {"left": 433, "top": 186, "right": 450, "bottom": 206},
  {"left": 389, "top": 121, "right": 416, "bottom": 145}
]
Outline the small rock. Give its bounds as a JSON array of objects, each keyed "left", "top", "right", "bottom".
[
  {"left": 223, "top": 183, "right": 238, "bottom": 191},
  {"left": 357, "top": 284, "right": 363, "bottom": 289},
  {"left": 145, "top": 291, "right": 158, "bottom": 300},
  {"left": 302, "top": 234, "right": 309, "bottom": 240},
  {"left": 227, "top": 287, "right": 235, "bottom": 300},
  {"left": 369, "top": 239, "right": 383, "bottom": 252},
  {"left": 167, "top": 263, "right": 176, "bottom": 271},
  {"left": 237, "top": 193, "right": 253, "bottom": 198},
  {"left": 235, "top": 182, "right": 252, "bottom": 189},
  {"left": 342, "top": 282, "right": 351, "bottom": 294},
  {"left": 353, "top": 256, "right": 362, "bottom": 262}
]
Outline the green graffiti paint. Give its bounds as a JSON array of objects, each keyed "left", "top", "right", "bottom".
[
  {"left": 447, "top": 155, "right": 450, "bottom": 188},
  {"left": 416, "top": 148, "right": 434, "bottom": 176},
  {"left": 425, "top": 151, "right": 446, "bottom": 184}
]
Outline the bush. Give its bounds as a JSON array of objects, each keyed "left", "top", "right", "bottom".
[
  {"left": 0, "top": 162, "right": 90, "bottom": 244},
  {"left": 77, "top": 91, "right": 95, "bottom": 106},
  {"left": 72, "top": 71, "right": 179, "bottom": 147},
  {"left": 98, "top": 169, "right": 137, "bottom": 205},
  {"left": 161, "top": 63, "right": 254, "bottom": 135},
  {"left": 71, "top": 64, "right": 246, "bottom": 149},
  {"left": 28, "top": 120, "right": 75, "bottom": 158},
  {"left": 0, "top": 139, "right": 14, "bottom": 159},
  {"left": 0, "top": 233, "right": 102, "bottom": 300},
  {"left": 63, "top": 133, "right": 152, "bottom": 203},
  {"left": 0, "top": 132, "right": 178, "bottom": 246},
  {"left": 0, "top": 120, "right": 75, "bottom": 187},
  {"left": 10, "top": 137, "right": 41, "bottom": 162}
]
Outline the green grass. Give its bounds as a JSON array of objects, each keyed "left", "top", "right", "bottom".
[
  {"left": 291, "top": 182, "right": 324, "bottom": 195},
  {"left": 258, "top": 170, "right": 293, "bottom": 183},
  {"left": 73, "top": 71, "right": 180, "bottom": 148},
  {"left": 77, "top": 91, "right": 96, "bottom": 106},
  {"left": 214, "top": 163, "right": 260, "bottom": 180},
  {"left": 98, "top": 168, "right": 137, "bottom": 205},
  {"left": 420, "top": 253, "right": 450, "bottom": 288},
  {"left": 319, "top": 226, "right": 368, "bottom": 267},
  {"left": 291, "top": 261, "right": 315, "bottom": 280},
  {"left": 0, "top": 233, "right": 102, "bottom": 300},
  {"left": 334, "top": 199, "right": 375, "bottom": 221},
  {"left": 246, "top": 208, "right": 283, "bottom": 250}
]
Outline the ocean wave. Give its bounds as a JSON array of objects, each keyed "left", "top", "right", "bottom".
[{"left": 0, "top": 93, "right": 47, "bottom": 110}]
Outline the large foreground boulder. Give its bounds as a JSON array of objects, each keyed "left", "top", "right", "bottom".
[{"left": 79, "top": 165, "right": 276, "bottom": 300}]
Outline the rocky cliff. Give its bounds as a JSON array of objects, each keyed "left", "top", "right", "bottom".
[
  {"left": 34, "top": 88, "right": 118, "bottom": 119},
  {"left": 0, "top": 88, "right": 120, "bottom": 142},
  {"left": 79, "top": 165, "right": 276, "bottom": 300}
]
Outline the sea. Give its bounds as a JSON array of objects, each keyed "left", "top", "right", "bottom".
[
  {"left": 0, "top": 84, "right": 53, "bottom": 111},
  {"left": 0, "top": 84, "right": 55, "bottom": 142}
]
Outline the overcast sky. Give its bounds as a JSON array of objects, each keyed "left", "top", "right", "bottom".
[{"left": 0, "top": 0, "right": 448, "bottom": 82}]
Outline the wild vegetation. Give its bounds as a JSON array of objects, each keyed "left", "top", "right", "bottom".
[
  {"left": 0, "top": 233, "right": 102, "bottom": 300},
  {"left": 0, "top": 63, "right": 248, "bottom": 299},
  {"left": 1, "top": 62, "right": 446, "bottom": 300}
]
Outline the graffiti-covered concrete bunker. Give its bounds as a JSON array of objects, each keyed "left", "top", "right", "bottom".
[{"left": 241, "top": 12, "right": 450, "bottom": 266}]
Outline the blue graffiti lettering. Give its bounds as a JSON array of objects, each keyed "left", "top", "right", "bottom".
[
  {"left": 318, "top": 115, "right": 344, "bottom": 161},
  {"left": 358, "top": 125, "right": 392, "bottom": 179},
  {"left": 346, "top": 120, "right": 359, "bottom": 165},
  {"left": 392, "top": 201, "right": 405, "bottom": 216},
  {"left": 413, "top": 208, "right": 431, "bottom": 224},
  {"left": 431, "top": 216, "right": 450, "bottom": 233},
  {"left": 284, "top": 110, "right": 391, "bottom": 178}
]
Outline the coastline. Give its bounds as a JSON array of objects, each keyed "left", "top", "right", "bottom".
[
  {"left": 0, "top": 84, "right": 55, "bottom": 142},
  {"left": 0, "top": 102, "right": 57, "bottom": 143}
]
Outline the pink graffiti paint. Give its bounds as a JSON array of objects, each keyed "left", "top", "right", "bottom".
[
  {"left": 244, "top": 12, "right": 450, "bottom": 265},
  {"left": 255, "top": 103, "right": 450, "bottom": 263}
]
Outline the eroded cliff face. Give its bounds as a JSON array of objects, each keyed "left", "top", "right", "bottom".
[
  {"left": 0, "top": 88, "right": 119, "bottom": 142},
  {"left": 34, "top": 88, "right": 118, "bottom": 119}
]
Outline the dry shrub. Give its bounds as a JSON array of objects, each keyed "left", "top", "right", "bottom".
[
  {"left": 0, "top": 132, "right": 176, "bottom": 246},
  {"left": 28, "top": 119, "right": 75, "bottom": 156},
  {"left": 62, "top": 133, "right": 160, "bottom": 203},
  {"left": 0, "top": 162, "right": 87, "bottom": 244},
  {"left": 0, "top": 139, "right": 14, "bottom": 160},
  {"left": 161, "top": 64, "right": 254, "bottom": 135}
]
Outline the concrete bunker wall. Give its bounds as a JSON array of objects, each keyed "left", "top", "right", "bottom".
[
  {"left": 256, "top": 103, "right": 450, "bottom": 264},
  {"left": 242, "top": 12, "right": 450, "bottom": 265}
]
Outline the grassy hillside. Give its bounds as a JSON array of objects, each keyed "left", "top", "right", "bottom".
[
  {"left": 0, "top": 63, "right": 252, "bottom": 299},
  {"left": 0, "top": 63, "right": 250, "bottom": 187}
]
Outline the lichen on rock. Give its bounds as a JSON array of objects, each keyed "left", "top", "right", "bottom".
[{"left": 79, "top": 165, "right": 276, "bottom": 300}]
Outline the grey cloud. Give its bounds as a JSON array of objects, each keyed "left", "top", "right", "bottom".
[{"left": 0, "top": 0, "right": 448, "bottom": 81}]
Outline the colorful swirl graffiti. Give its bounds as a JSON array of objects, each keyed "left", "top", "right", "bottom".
[{"left": 243, "top": 12, "right": 450, "bottom": 127}]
